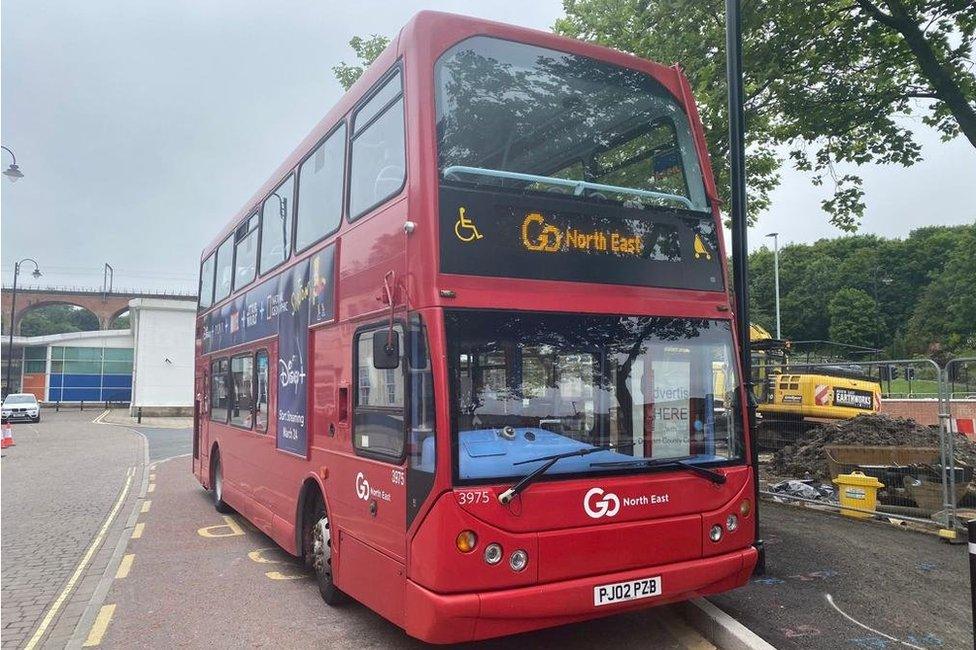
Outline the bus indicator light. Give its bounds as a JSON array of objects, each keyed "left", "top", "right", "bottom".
[{"left": 456, "top": 530, "right": 477, "bottom": 553}]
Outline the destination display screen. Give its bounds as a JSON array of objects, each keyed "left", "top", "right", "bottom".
[{"left": 439, "top": 186, "right": 724, "bottom": 291}]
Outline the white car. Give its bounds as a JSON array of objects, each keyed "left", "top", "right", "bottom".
[{"left": 2, "top": 393, "right": 41, "bottom": 423}]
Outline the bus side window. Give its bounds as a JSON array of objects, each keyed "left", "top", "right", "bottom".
[
  {"left": 348, "top": 69, "right": 405, "bottom": 220},
  {"left": 353, "top": 325, "right": 405, "bottom": 461},
  {"left": 407, "top": 318, "right": 435, "bottom": 473},
  {"left": 210, "top": 358, "right": 229, "bottom": 423},
  {"left": 255, "top": 350, "right": 269, "bottom": 433}
]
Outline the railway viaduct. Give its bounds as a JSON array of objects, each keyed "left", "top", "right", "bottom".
[{"left": 1, "top": 287, "right": 196, "bottom": 334}]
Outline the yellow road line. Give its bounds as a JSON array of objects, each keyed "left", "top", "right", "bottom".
[
  {"left": 147, "top": 483, "right": 156, "bottom": 493},
  {"left": 131, "top": 523, "right": 145, "bottom": 539},
  {"left": 149, "top": 474, "right": 156, "bottom": 481},
  {"left": 115, "top": 554, "right": 135, "bottom": 579},
  {"left": 140, "top": 500, "right": 152, "bottom": 513},
  {"left": 82, "top": 604, "right": 116, "bottom": 647},
  {"left": 24, "top": 469, "right": 134, "bottom": 650},
  {"left": 265, "top": 571, "right": 307, "bottom": 580}
]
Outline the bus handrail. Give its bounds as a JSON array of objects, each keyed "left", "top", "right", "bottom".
[{"left": 442, "top": 165, "right": 696, "bottom": 210}]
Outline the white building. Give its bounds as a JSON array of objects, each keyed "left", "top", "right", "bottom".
[{"left": 8, "top": 296, "right": 195, "bottom": 416}]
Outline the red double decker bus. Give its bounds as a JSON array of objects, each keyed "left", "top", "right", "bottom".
[{"left": 193, "top": 11, "right": 758, "bottom": 643}]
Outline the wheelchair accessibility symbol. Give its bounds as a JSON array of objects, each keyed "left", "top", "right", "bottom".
[{"left": 454, "top": 207, "right": 483, "bottom": 243}]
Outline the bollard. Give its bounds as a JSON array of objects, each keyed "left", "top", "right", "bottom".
[
  {"left": 970, "top": 519, "right": 976, "bottom": 643},
  {"left": 80, "top": 400, "right": 84, "bottom": 412},
  {"left": 56, "top": 401, "right": 60, "bottom": 412},
  {"left": 137, "top": 406, "right": 142, "bottom": 424}
]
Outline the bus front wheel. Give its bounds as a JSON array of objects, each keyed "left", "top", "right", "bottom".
[
  {"left": 309, "top": 501, "right": 348, "bottom": 606},
  {"left": 211, "top": 452, "right": 233, "bottom": 514}
]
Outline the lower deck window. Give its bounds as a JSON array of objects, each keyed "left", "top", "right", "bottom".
[{"left": 354, "top": 326, "right": 405, "bottom": 459}]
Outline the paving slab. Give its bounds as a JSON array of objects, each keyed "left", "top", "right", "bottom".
[{"left": 0, "top": 411, "right": 144, "bottom": 649}]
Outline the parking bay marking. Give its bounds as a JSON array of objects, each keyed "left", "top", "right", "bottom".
[
  {"left": 140, "top": 500, "right": 151, "bottom": 513},
  {"left": 197, "top": 515, "right": 245, "bottom": 538},
  {"left": 115, "top": 554, "right": 135, "bottom": 579},
  {"left": 82, "top": 604, "right": 117, "bottom": 647},
  {"left": 247, "top": 547, "right": 308, "bottom": 580},
  {"left": 131, "top": 523, "right": 145, "bottom": 539}
]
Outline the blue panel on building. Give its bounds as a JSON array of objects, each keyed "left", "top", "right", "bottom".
[
  {"left": 102, "top": 388, "right": 132, "bottom": 401},
  {"left": 49, "top": 374, "right": 64, "bottom": 388},
  {"left": 62, "top": 387, "right": 101, "bottom": 401},
  {"left": 102, "top": 375, "right": 133, "bottom": 388},
  {"left": 62, "top": 374, "right": 101, "bottom": 388}
]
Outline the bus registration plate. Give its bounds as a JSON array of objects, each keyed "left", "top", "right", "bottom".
[{"left": 593, "top": 576, "right": 662, "bottom": 607}]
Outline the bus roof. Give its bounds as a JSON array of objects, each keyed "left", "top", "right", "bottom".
[{"left": 202, "top": 10, "right": 698, "bottom": 259}]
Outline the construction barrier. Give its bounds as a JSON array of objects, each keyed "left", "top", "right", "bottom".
[{"left": 755, "top": 357, "right": 972, "bottom": 540}]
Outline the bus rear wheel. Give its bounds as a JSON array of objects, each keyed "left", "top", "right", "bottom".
[
  {"left": 211, "top": 452, "right": 233, "bottom": 514},
  {"left": 309, "top": 502, "right": 347, "bottom": 606}
]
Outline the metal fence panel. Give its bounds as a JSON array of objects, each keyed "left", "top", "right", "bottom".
[{"left": 753, "top": 358, "right": 970, "bottom": 536}]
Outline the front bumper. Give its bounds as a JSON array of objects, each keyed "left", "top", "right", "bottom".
[
  {"left": 2, "top": 412, "right": 38, "bottom": 421},
  {"left": 404, "top": 545, "right": 757, "bottom": 644}
]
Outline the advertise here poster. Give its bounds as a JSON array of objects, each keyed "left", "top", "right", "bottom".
[{"left": 648, "top": 360, "right": 691, "bottom": 458}]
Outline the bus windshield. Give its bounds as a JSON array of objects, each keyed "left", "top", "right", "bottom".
[
  {"left": 435, "top": 36, "right": 708, "bottom": 212},
  {"left": 446, "top": 311, "right": 745, "bottom": 483}
]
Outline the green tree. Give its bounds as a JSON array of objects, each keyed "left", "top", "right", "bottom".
[
  {"left": 906, "top": 223, "right": 976, "bottom": 352},
  {"left": 19, "top": 305, "right": 100, "bottom": 337},
  {"left": 828, "top": 288, "right": 882, "bottom": 348},
  {"left": 332, "top": 35, "right": 390, "bottom": 91},
  {"left": 555, "top": 0, "right": 976, "bottom": 230}
]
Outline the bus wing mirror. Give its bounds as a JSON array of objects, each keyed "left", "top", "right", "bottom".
[{"left": 373, "top": 330, "right": 400, "bottom": 369}]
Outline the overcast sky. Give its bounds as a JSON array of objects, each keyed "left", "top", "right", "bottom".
[{"left": 3, "top": 0, "right": 974, "bottom": 293}]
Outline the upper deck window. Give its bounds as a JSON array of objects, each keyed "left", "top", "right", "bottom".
[
  {"left": 233, "top": 214, "right": 259, "bottom": 291},
  {"left": 435, "top": 37, "right": 707, "bottom": 212},
  {"left": 295, "top": 124, "right": 346, "bottom": 251},
  {"left": 260, "top": 175, "right": 295, "bottom": 275},
  {"left": 214, "top": 236, "right": 234, "bottom": 303},
  {"left": 349, "top": 70, "right": 405, "bottom": 220},
  {"left": 199, "top": 252, "right": 216, "bottom": 310}
]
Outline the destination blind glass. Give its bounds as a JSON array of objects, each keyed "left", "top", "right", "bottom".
[{"left": 439, "top": 185, "right": 723, "bottom": 290}]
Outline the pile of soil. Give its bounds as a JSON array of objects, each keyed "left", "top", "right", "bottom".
[{"left": 770, "top": 414, "right": 976, "bottom": 481}]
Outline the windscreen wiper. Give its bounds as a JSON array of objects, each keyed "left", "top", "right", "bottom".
[
  {"left": 589, "top": 457, "right": 727, "bottom": 485},
  {"left": 497, "top": 441, "right": 638, "bottom": 505}
]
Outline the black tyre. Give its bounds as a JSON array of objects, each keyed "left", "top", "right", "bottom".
[
  {"left": 211, "top": 452, "right": 233, "bottom": 513},
  {"left": 307, "top": 499, "right": 348, "bottom": 606}
]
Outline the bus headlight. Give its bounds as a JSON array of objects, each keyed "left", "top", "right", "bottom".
[
  {"left": 709, "top": 524, "right": 723, "bottom": 542},
  {"left": 726, "top": 514, "right": 738, "bottom": 532},
  {"left": 456, "top": 530, "right": 477, "bottom": 553},
  {"left": 509, "top": 549, "right": 528, "bottom": 572},
  {"left": 484, "top": 543, "right": 503, "bottom": 565}
]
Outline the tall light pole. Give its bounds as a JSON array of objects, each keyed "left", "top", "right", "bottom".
[
  {"left": 5, "top": 259, "right": 42, "bottom": 396},
  {"left": 1, "top": 145, "right": 25, "bottom": 182},
  {"left": 726, "top": 0, "right": 763, "bottom": 574},
  {"left": 766, "top": 232, "right": 781, "bottom": 339}
]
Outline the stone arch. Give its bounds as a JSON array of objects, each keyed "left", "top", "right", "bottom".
[
  {"left": 1, "top": 289, "right": 134, "bottom": 335},
  {"left": 108, "top": 306, "right": 132, "bottom": 330},
  {"left": 14, "top": 301, "right": 102, "bottom": 336}
]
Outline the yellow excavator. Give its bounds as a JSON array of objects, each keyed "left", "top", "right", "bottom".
[{"left": 749, "top": 324, "right": 882, "bottom": 449}]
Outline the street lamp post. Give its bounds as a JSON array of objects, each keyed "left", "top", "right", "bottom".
[
  {"left": 5, "top": 259, "right": 42, "bottom": 397},
  {"left": 766, "top": 232, "right": 781, "bottom": 339},
  {"left": 1, "top": 145, "right": 25, "bottom": 182}
]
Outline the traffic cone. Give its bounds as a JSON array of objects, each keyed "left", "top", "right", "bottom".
[{"left": 1, "top": 422, "right": 15, "bottom": 448}]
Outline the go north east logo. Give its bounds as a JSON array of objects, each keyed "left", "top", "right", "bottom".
[
  {"left": 584, "top": 486, "right": 670, "bottom": 518},
  {"left": 355, "top": 472, "right": 392, "bottom": 503},
  {"left": 521, "top": 212, "right": 644, "bottom": 256}
]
